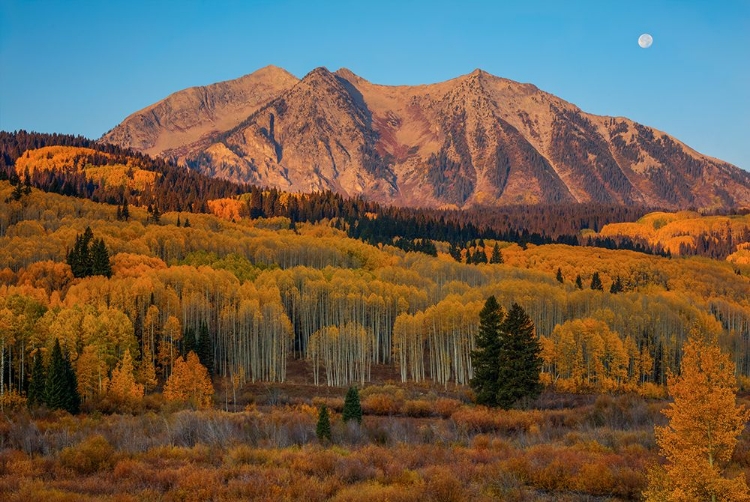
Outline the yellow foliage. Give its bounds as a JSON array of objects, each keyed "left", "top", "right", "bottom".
[
  {"left": 645, "top": 330, "right": 750, "bottom": 501},
  {"left": 14, "top": 146, "right": 156, "bottom": 191},
  {"left": 107, "top": 350, "right": 144, "bottom": 411},
  {"left": 207, "top": 198, "right": 247, "bottom": 221},
  {"left": 163, "top": 352, "right": 214, "bottom": 409},
  {"left": 600, "top": 211, "right": 750, "bottom": 256}
]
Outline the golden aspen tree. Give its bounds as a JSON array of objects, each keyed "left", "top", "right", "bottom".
[
  {"left": 107, "top": 349, "right": 144, "bottom": 411},
  {"left": 645, "top": 330, "right": 750, "bottom": 502},
  {"left": 76, "top": 345, "right": 109, "bottom": 401},
  {"left": 136, "top": 345, "right": 158, "bottom": 392},
  {"left": 163, "top": 352, "right": 214, "bottom": 408},
  {"left": 158, "top": 315, "right": 181, "bottom": 378}
]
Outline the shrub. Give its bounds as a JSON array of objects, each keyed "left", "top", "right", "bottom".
[
  {"left": 58, "top": 434, "right": 114, "bottom": 474},
  {"left": 362, "top": 394, "right": 399, "bottom": 416}
]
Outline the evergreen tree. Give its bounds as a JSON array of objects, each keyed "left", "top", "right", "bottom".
[
  {"left": 11, "top": 177, "right": 23, "bottom": 200},
  {"left": 176, "top": 215, "right": 181, "bottom": 227},
  {"left": 475, "top": 247, "right": 488, "bottom": 264},
  {"left": 490, "top": 243, "right": 503, "bottom": 264},
  {"left": 183, "top": 217, "right": 191, "bottom": 228},
  {"left": 470, "top": 296, "right": 505, "bottom": 407},
  {"left": 575, "top": 274, "right": 583, "bottom": 289},
  {"left": 496, "top": 303, "right": 543, "bottom": 409},
  {"left": 609, "top": 275, "right": 623, "bottom": 294},
  {"left": 342, "top": 386, "right": 362, "bottom": 423},
  {"left": 27, "top": 351, "right": 46, "bottom": 408},
  {"left": 316, "top": 405, "right": 332, "bottom": 443},
  {"left": 90, "top": 238, "right": 112, "bottom": 277},
  {"left": 183, "top": 326, "right": 197, "bottom": 356},
  {"left": 67, "top": 227, "right": 95, "bottom": 278},
  {"left": 556, "top": 267, "right": 564, "bottom": 284},
  {"left": 590, "top": 272, "right": 603, "bottom": 290},
  {"left": 448, "top": 242, "right": 462, "bottom": 262},
  {"left": 197, "top": 321, "right": 214, "bottom": 376},
  {"left": 23, "top": 172, "right": 32, "bottom": 195},
  {"left": 121, "top": 198, "right": 130, "bottom": 221},
  {"left": 44, "top": 339, "right": 80, "bottom": 414}
]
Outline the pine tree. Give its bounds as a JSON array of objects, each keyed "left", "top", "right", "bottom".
[
  {"left": 645, "top": 330, "right": 750, "bottom": 501},
  {"left": 67, "top": 227, "right": 95, "bottom": 278},
  {"left": 448, "top": 242, "right": 462, "bottom": 262},
  {"left": 496, "top": 303, "right": 543, "bottom": 409},
  {"left": 44, "top": 339, "right": 80, "bottom": 414},
  {"left": 11, "top": 177, "right": 23, "bottom": 200},
  {"left": 470, "top": 296, "right": 505, "bottom": 407},
  {"left": 183, "top": 217, "right": 191, "bottom": 228},
  {"left": 121, "top": 198, "right": 130, "bottom": 221},
  {"left": 316, "top": 404, "right": 332, "bottom": 443},
  {"left": 575, "top": 274, "right": 583, "bottom": 289},
  {"left": 183, "top": 326, "right": 197, "bottom": 356},
  {"left": 609, "top": 275, "right": 623, "bottom": 294},
  {"left": 27, "top": 351, "right": 46, "bottom": 408},
  {"left": 556, "top": 267, "right": 564, "bottom": 283},
  {"left": 90, "top": 238, "right": 112, "bottom": 277},
  {"left": 197, "top": 321, "right": 214, "bottom": 376},
  {"left": 342, "top": 386, "right": 362, "bottom": 423},
  {"left": 490, "top": 243, "right": 503, "bottom": 264},
  {"left": 590, "top": 272, "right": 603, "bottom": 291}
]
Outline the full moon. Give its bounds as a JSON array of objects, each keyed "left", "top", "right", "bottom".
[{"left": 638, "top": 33, "right": 653, "bottom": 48}]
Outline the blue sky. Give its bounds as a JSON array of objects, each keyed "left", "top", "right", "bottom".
[{"left": 1, "top": 0, "right": 748, "bottom": 169}]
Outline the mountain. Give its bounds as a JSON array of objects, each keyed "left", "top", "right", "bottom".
[{"left": 103, "top": 66, "right": 750, "bottom": 210}]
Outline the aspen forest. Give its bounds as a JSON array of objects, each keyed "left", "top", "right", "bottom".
[{"left": 1, "top": 138, "right": 750, "bottom": 500}]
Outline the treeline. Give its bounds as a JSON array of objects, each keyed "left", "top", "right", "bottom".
[{"left": 0, "top": 130, "right": 743, "bottom": 259}]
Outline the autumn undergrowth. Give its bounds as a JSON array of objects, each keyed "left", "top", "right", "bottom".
[{"left": 0, "top": 388, "right": 705, "bottom": 501}]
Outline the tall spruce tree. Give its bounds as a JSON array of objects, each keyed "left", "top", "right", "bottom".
[
  {"left": 609, "top": 275, "right": 623, "bottom": 294},
  {"left": 590, "top": 272, "right": 603, "bottom": 291},
  {"left": 575, "top": 274, "right": 583, "bottom": 289},
  {"left": 67, "top": 227, "right": 95, "bottom": 278},
  {"left": 496, "top": 303, "right": 543, "bottom": 409},
  {"left": 44, "top": 339, "right": 80, "bottom": 414},
  {"left": 556, "top": 267, "right": 564, "bottom": 283},
  {"left": 27, "top": 351, "right": 46, "bottom": 408},
  {"left": 197, "top": 321, "right": 214, "bottom": 376},
  {"left": 342, "top": 386, "right": 363, "bottom": 423},
  {"left": 490, "top": 243, "right": 503, "bottom": 264},
  {"left": 316, "top": 405, "right": 332, "bottom": 443},
  {"left": 470, "top": 296, "right": 505, "bottom": 407},
  {"left": 91, "top": 238, "right": 112, "bottom": 277}
]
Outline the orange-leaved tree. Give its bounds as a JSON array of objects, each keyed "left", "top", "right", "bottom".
[
  {"left": 163, "top": 351, "right": 214, "bottom": 408},
  {"left": 645, "top": 328, "right": 750, "bottom": 502},
  {"left": 107, "top": 349, "right": 144, "bottom": 411}
]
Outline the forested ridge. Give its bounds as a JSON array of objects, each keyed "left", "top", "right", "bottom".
[
  {"left": 7, "top": 130, "right": 741, "bottom": 259},
  {"left": 3, "top": 178, "right": 750, "bottom": 405}
]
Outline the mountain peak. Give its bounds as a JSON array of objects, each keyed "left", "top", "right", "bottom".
[{"left": 105, "top": 65, "right": 750, "bottom": 210}]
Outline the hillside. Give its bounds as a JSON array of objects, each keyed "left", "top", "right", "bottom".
[
  {"left": 3, "top": 180, "right": 750, "bottom": 392},
  {"left": 104, "top": 66, "right": 750, "bottom": 210},
  {"left": 4, "top": 182, "right": 750, "bottom": 500},
  {"left": 6, "top": 134, "right": 750, "bottom": 260}
]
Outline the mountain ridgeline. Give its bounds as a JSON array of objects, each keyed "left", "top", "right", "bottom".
[{"left": 104, "top": 66, "right": 750, "bottom": 211}]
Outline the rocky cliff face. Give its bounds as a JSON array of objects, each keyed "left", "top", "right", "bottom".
[{"left": 104, "top": 66, "right": 750, "bottom": 210}]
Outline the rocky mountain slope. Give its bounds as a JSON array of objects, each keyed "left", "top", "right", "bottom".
[{"left": 103, "top": 66, "right": 750, "bottom": 210}]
